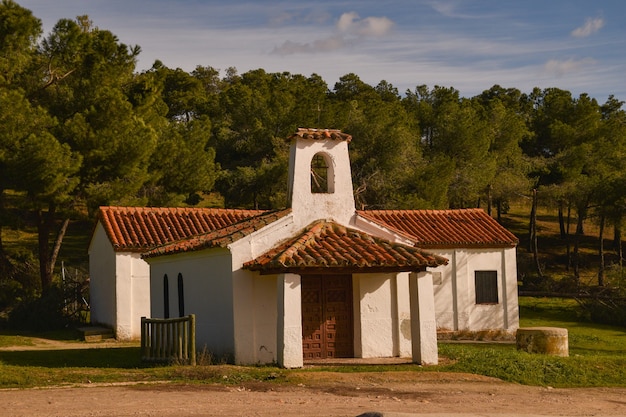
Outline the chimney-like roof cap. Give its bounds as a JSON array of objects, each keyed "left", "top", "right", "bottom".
[{"left": 288, "top": 128, "right": 352, "bottom": 143}]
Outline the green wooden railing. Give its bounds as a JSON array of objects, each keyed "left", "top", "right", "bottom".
[{"left": 140, "top": 314, "right": 196, "bottom": 365}]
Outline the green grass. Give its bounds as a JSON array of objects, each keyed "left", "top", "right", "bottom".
[
  {"left": 433, "top": 296, "right": 626, "bottom": 387},
  {"left": 0, "top": 334, "right": 34, "bottom": 348},
  {"left": 1, "top": 297, "right": 624, "bottom": 389},
  {"left": 519, "top": 296, "right": 626, "bottom": 355},
  {"left": 0, "top": 348, "right": 287, "bottom": 388},
  {"left": 437, "top": 343, "right": 626, "bottom": 387}
]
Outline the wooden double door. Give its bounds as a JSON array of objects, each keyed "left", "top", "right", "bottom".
[{"left": 301, "top": 274, "right": 354, "bottom": 359}]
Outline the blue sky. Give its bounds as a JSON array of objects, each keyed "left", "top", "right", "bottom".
[{"left": 17, "top": 0, "right": 626, "bottom": 101}]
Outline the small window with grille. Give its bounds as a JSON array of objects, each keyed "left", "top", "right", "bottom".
[{"left": 475, "top": 270, "right": 498, "bottom": 304}]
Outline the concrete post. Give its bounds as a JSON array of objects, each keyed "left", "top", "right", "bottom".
[
  {"left": 409, "top": 271, "right": 438, "bottom": 365},
  {"left": 277, "top": 273, "right": 303, "bottom": 368}
]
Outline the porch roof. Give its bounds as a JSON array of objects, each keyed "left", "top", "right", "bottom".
[
  {"left": 243, "top": 220, "right": 448, "bottom": 275},
  {"left": 357, "top": 208, "right": 519, "bottom": 249}
]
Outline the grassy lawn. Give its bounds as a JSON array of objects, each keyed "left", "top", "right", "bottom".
[
  {"left": 0, "top": 297, "right": 624, "bottom": 389},
  {"left": 435, "top": 297, "right": 626, "bottom": 387}
]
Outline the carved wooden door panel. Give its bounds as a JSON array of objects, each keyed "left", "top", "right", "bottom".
[{"left": 301, "top": 274, "right": 353, "bottom": 359}]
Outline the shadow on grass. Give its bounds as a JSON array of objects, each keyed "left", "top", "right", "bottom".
[
  {"left": 0, "top": 329, "right": 85, "bottom": 342},
  {"left": 0, "top": 347, "right": 145, "bottom": 368}
]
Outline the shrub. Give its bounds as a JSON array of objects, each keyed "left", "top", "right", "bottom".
[
  {"left": 577, "top": 293, "right": 626, "bottom": 328},
  {"left": 8, "top": 286, "right": 70, "bottom": 331}
]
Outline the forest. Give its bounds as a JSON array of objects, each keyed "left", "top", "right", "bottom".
[{"left": 1, "top": 1, "right": 626, "bottom": 322}]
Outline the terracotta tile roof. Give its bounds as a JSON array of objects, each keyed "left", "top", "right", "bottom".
[
  {"left": 98, "top": 206, "right": 266, "bottom": 252},
  {"left": 142, "top": 209, "right": 291, "bottom": 258},
  {"left": 243, "top": 221, "right": 448, "bottom": 275},
  {"left": 357, "top": 208, "right": 518, "bottom": 248},
  {"left": 288, "top": 128, "right": 352, "bottom": 143}
]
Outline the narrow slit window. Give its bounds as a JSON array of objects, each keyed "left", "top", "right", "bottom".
[
  {"left": 311, "top": 153, "right": 329, "bottom": 193},
  {"left": 163, "top": 274, "right": 170, "bottom": 318},
  {"left": 177, "top": 273, "right": 185, "bottom": 317}
]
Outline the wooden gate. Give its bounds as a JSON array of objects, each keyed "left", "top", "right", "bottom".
[
  {"left": 301, "top": 274, "right": 353, "bottom": 359},
  {"left": 141, "top": 314, "right": 196, "bottom": 365}
]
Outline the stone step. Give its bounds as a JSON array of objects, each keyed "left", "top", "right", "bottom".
[{"left": 78, "top": 326, "right": 115, "bottom": 342}]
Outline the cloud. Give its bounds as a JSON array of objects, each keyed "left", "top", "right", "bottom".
[
  {"left": 337, "top": 12, "right": 394, "bottom": 36},
  {"left": 571, "top": 17, "right": 604, "bottom": 38},
  {"left": 271, "top": 36, "right": 348, "bottom": 55},
  {"left": 271, "top": 11, "right": 393, "bottom": 56},
  {"left": 269, "top": 10, "right": 332, "bottom": 27},
  {"left": 429, "top": 1, "right": 460, "bottom": 18},
  {"left": 543, "top": 58, "right": 596, "bottom": 76}
]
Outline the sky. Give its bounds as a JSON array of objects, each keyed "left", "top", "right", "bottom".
[{"left": 16, "top": 0, "right": 626, "bottom": 101}]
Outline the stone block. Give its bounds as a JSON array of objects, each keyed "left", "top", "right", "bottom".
[{"left": 516, "top": 327, "right": 568, "bottom": 357}]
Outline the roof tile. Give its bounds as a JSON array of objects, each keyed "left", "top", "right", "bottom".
[
  {"left": 244, "top": 221, "right": 448, "bottom": 274},
  {"left": 98, "top": 206, "right": 267, "bottom": 252},
  {"left": 288, "top": 128, "right": 352, "bottom": 143},
  {"left": 143, "top": 209, "right": 291, "bottom": 258},
  {"left": 357, "top": 208, "right": 518, "bottom": 248}
]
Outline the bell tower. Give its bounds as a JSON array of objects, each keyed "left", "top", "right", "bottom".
[{"left": 286, "top": 128, "right": 356, "bottom": 227}]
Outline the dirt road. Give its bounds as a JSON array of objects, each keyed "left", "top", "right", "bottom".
[{"left": 2, "top": 371, "right": 626, "bottom": 417}]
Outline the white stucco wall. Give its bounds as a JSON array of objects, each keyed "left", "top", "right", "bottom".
[
  {"left": 408, "top": 271, "right": 438, "bottom": 364},
  {"left": 503, "top": 247, "right": 520, "bottom": 331},
  {"left": 88, "top": 223, "right": 117, "bottom": 331},
  {"left": 354, "top": 273, "right": 396, "bottom": 358},
  {"left": 287, "top": 139, "right": 356, "bottom": 227},
  {"left": 147, "top": 249, "right": 236, "bottom": 359},
  {"left": 130, "top": 257, "right": 151, "bottom": 339},
  {"left": 88, "top": 222, "right": 150, "bottom": 341},
  {"left": 430, "top": 247, "right": 519, "bottom": 333},
  {"left": 394, "top": 272, "right": 413, "bottom": 357},
  {"left": 230, "top": 267, "right": 279, "bottom": 365},
  {"left": 114, "top": 252, "right": 150, "bottom": 340},
  {"left": 277, "top": 273, "right": 303, "bottom": 368}
]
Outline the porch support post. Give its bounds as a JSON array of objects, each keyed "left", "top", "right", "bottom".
[
  {"left": 409, "top": 271, "right": 438, "bottom": 365},
  {"left": 277, "top": 273, "right": 303, "bottom": 368}
]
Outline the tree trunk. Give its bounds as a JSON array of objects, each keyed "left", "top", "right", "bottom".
[
  {"left": 613, "top": 223, "right": 621, "bottom": 251},
  {"left": 529, "top": 189, "right": 542, "bottom": 277},
  {"left": 558, "top": 201, "right": 566, "bottom": 239},
  {"left": 528, "top": 190, "right": 536, "bottom": 253},
  {"left": 0, "top": 188, "right": 4, "bottom": 257},
  {"left": 617, "top": 228, "right": 624, "bottom": 288},
  {"left": 37, "top": 203, "right": 57, "bottom": 294},
  {"left": 497, "top": 199, "right": 502, "bottom": 223},
  {"left": 0, "top": 188, "right": 6, "bottom": 263},
  {"left": 566, "top": 204, "right": 572, "bottom": 272},
  {"left": 576, "top": 206, "right": 585, "bottom": 235},
  {"left": 573, "top": 211, "right": 585, "bottom": 287},
  {"left": 486, "top": 184, "right": 492, "bottom": 216},
  {"left": 0, "top": 188, "right": 12, "bottom": 276},
  {"left": 615, "top": 221, "right": 623, "bottom": 289},
  {"left": 598, "top": 213, "right": 605, "bottom": 287},
  {"left": 50, "top": 218, "right": 69, "bottom": 278}
]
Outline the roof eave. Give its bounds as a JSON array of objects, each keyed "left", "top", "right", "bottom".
[
  {"left": 416, "top": 243, "right": 518, "bottom": 249},
  {"left": 248, "top": 265, "right": 432, "bottom": 276}
]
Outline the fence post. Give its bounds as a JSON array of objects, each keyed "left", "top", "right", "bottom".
[
  {"left": 140, "top": 316, "right": 147, "bottom": 360},
  {"left": 189, "top": 314, "right": 196, "bottom": 366}
]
